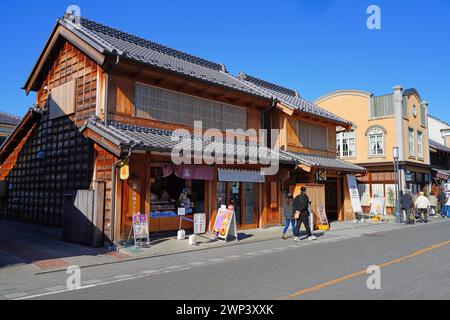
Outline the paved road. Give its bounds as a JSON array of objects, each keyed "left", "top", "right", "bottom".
[{"left": 2, "top": 219, "right": 450, "bottom": 300}]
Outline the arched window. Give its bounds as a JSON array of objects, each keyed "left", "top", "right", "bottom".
[{"left": 366, "top": 126, "right": 386, "bottom": 156}]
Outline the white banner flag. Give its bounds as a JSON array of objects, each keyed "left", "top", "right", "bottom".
[{"left": 347, "top": 174, "right": 363, "bottom": 214}]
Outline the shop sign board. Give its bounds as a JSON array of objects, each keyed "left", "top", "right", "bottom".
[
  {"left": 212, "top": 207, "right": 238, "bottom": 242},
  {"left": 317, "top": 205, "right": 329, "bottom": 226},
  {"left": 194, "top": 213, "right": 206, "bottom": 234},
  {"left": 132, "top": 213, "right": 150, "bottom": 247},
  {"left": 178, "top": 207, "right": 186, "bottom": 216},
  {"left": 369, "top": 197, "right": 386, "bottom": 221}
]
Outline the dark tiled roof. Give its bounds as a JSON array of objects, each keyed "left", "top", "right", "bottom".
[
  {"left": 59, "top": 16, "right": 272, "bottom": 100},
  {"left": 0, "top": 112, "right": 21, "bottom": 126},
  {"left": 402, "top": 88, "right": 422, "bottom": 100},
  {"left": 236, "top": 73, "right": 351, "bottom": 126},
  {"left": 238, "top": 74, "right": 300, "bottom": 98},
  {"left": 280, "top": 150, "right": 366, "bottom": 172},
  {"left": 81, "top": 118, "right": 286, "bottom": 163},
  {"left": 430, "top": 139, "right": 450, "bottom": 154}
]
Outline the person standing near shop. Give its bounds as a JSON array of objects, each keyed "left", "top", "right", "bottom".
[
  {"left": 428, "top": 192, "right": 438, "bottom": 216},
  {"left": 282, "top": 192, "right": 295, "bottom": 240},
  {"left": 439, "top": 188, "right": 448, "bottom": 218},
  {"left": 401, "top": 189, "right": 414, "bottom": 224},
  {"left": 445, "top": 190, "right": 450, "bottom": 218},
  {"left": 415, "top": 192, "right": 431, "bottom": 223},
  {"left": 293, "top": 187, "right": 316, "bottom": 242}
]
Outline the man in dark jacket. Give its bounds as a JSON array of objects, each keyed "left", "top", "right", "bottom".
[
  {"left": 293, "top": 187, "right": 316, "bottom": 242},
  {"left": 401, "top": 189, "right": 414, "bottom": 224}
]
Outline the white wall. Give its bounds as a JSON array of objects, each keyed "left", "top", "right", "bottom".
[{"left": 428, "top": 116, "right": 450, "bottom": 144}]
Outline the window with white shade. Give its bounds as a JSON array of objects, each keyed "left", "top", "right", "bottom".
[
  {"left": 408, "top": 128, "right": 415, "bottom": 157},
  {"left": 336, "top": 131, "right": 356, "bottom": 158},
  {"left": 135, "top": 83, "right": 247, "bottom": 131},
  {"left": 368, "top": 127, "right": 384, "bottom": 156},
  {"left": 417, "top": 131, "right": 423, "bottom": 159}
]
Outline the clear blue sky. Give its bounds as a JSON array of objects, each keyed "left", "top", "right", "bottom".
[{"left": 0, "top": 0, "right": 449, "bottom": 122}]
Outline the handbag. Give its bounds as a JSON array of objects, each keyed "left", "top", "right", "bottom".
[{"left": 294, "top": 210, "right": 301, "bottom": 220}]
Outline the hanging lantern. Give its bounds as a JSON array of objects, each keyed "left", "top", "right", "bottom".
[{"left": 120, "top": 160, "right": 130, "bottom": 180}]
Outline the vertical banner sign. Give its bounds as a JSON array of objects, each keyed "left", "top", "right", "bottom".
[
  {"left": 212, "top": 207, "right": 237, "bottom": 242},
  {"left": 194, "top": 213, "right": 206, "bottom": 234},
  {"left": 317, "top": 205, "right": 329, "bottom": 227},
  {"left": 347, "top": 174, "right": 363, "bottom": 217}
]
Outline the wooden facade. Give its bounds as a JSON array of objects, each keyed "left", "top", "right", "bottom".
[{"left": 0, "top": 16, "right": 363, "bottom": 247}]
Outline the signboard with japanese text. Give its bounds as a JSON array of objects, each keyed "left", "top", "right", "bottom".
[
  {"left": 317, "top": 205, "right": 329, "bottom": 226},
  {"left": 132, "top": 213, "right": 150, "bottom": 246},
  {"left": 347, "top": 175, "right": 363, "bottom": 216},
  {"left": 194, "top": 213, "right": 206, "bottom": 234}
]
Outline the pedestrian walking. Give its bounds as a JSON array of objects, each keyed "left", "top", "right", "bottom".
[
  {"left": 401, "top": 189, "right": 414, "bottom": 224},
  {"left": 282, "top": 192, "right": 295, "bottom": 240},
  {"left": 428, "top": 192, "right": 438, "bottom": 216},
  {"left": 445, "top": 191, "right": 450, "bottom": 218},
  {"left": 292, "top": 187, "right": 316, "bottom": 242},
  {"left": 415, "top": 192, "right": 430, "bottom": 223},
  {"left": 439, "top": 188, "right": 448, "bottom": 218}
]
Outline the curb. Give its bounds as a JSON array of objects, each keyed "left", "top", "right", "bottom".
[{"left": 34, "top": 219, "right": 405, "bottom": 275}]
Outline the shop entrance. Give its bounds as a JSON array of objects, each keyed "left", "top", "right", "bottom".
[
  {"left": 148, "top": 166, "right": 206, "bottom": 233},
  {"left": 324, "top": 178, "right": 339, "bottom": 221},
  {"left": 216, "top": 181, "right": 259, "bottom": 229}
]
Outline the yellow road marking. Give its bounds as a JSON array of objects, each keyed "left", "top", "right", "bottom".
[{"left": 278, "top": 239, "right": 450, "bottom": 300}]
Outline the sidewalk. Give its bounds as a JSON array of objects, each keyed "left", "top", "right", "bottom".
[{"left": 0, "top": 215, "right": 442, "bottom": 275}]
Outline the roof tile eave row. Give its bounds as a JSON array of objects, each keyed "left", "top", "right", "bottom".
[
  {"left": 82, "top": 119, "right": 363, "bottom": 173},
  {"left": 60, "top": 16, "right": 352, "bottom": 125}
]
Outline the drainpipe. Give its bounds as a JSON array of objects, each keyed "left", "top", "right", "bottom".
[
  {"left": 104, "top": 73, "right": 109, "bottom": 126},
  {"left": 104, "top": 55, "right": 120, "bottom": 126},
  {"left": 109, "top": 142, "right": 137, "bottom": 249},
  {"left": 261, "top": 100, "right": 277, "bottom": 132}
]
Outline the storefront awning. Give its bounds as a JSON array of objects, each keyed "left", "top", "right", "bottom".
[
  {"left": 80, "top": 118, "right": 280, "bottom": 165},
  {"left": 218, "top": 169, "right": 265, "bottom": 183},
  {"left": 279, "top": 150, "right": 366, "bottom": 173},
  {"left": 432, "top": 168, "right": 450, "bottom": 181}
]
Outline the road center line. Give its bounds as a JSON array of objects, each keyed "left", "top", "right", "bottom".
[{"left": 278, "top": 239, "right": 450, "bottom": 300}]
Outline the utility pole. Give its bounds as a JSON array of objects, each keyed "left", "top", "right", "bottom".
[{"left": 393, "top": 147, "right": 401, "bottom": 223}]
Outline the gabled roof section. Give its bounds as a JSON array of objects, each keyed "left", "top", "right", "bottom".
[
  {"left": 0, "top": 106, "right": 42, "bottom": 161},
  {"left": 429, "top": 139, "right": 450, "bottom": 154},
  {"left": 403, "top": 88, "right": 422, "bottom": 102},
  {"left": 280, "top": 150, "right": 366, "bottom": 173},
  {"left": 0, "top": 112, "right": 21, "bottom": 126},
  {"left": 236, "top": 73, "right": 352, "bottom": 127},
  {"left": 24, "top": 14, "right": 273, "bottom": 101},
  {"left": 237, "top": 74, "right": 300, "bottom": 98}
]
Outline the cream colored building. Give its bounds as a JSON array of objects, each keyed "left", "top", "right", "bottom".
[
  {"left": 0, "top": 112, "right": 20, "bottom": 146},
  {"left": 315, "top": 86, "right": 431, "bottom": 213}
]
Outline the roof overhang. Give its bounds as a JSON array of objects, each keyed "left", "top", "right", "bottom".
[
  {"left": 280, "top": 150, "right": 366, "bottom": 173},
  {"left": 0, "top": 107, "right": 42, "bottom": 163},
  {"left": 23, "top": 21, "right": 106, "bottom": 94}
]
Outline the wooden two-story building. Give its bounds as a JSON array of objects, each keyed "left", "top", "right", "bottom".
[{"left": 0, "top": 13, "right": 364, "bottom": 246}]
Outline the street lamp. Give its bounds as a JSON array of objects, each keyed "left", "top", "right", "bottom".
[{"left": 393, "top": 147, "right": 401, "bottom": 223}]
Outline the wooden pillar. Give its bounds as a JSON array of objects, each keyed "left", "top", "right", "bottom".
[{"left": 337, "top": 176, "right": 343, "bottom": 221}]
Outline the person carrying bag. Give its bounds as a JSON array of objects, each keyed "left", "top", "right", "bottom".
[{"left": 292, "top": 187, "right": 317, "bottom": 242}]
